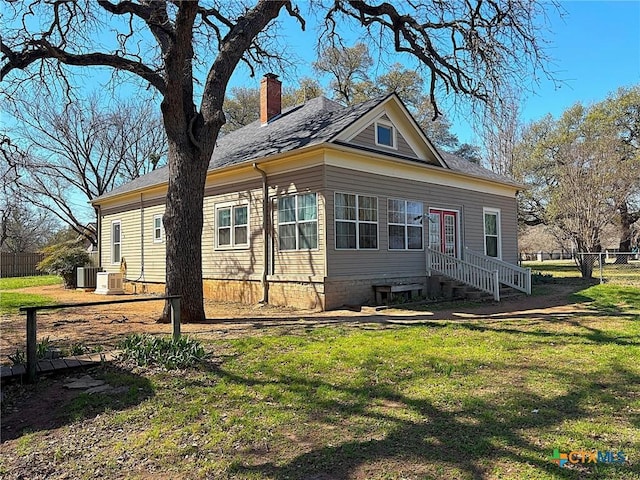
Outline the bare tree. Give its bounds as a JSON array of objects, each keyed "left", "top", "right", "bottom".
[
  {"left": 222, "top": 77, "right": 324, "bottom": 134},
  {"left": 592, "top": 86, "right": 640, "bottom": 254},
  {"left": 3, "top": 94, "right": 165, "bottom": 246},
  {"left": 514, "top": 101, "right": 637, "bottom": 277},
  {"left": 484, "top": 92, "right": 524, "bottom": 177},
  {"left": 2, "top": 0, "right": 556, "bottom": 322},
  {"left": 0, "top": 136, "right": 59, "bottom": 252},
  {"left": 313, "top": 42, "right": 373, "bottom": 105},
  {"left": 220, "top": 86, "right": 261, "bottom": 134},
  {"left": 0, "top": 200, "right": 59, "bottom": 253},
  {"left": 282, "top": 77, "right": 324, "bottom": 108}
]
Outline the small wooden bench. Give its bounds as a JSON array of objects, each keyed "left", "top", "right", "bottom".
[{"left": 373, "top": 283, "right": 424, "bottom": 305}]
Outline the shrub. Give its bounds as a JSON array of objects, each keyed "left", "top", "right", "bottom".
[
  {"left": 37, "top": 240, "right": 92, "bottom": 288},
  {"left": 118, "top": 334, "right": 206, "bottom": 370},
  {"left": 531, "top": 271, "right": 555, "bottom": 284}
]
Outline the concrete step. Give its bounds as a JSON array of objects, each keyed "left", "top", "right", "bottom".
[{"left": 428, "top": 274, "right": 525, "bottom": 303}]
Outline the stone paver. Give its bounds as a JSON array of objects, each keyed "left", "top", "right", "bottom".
[{"left": 0, "top": 351, "right": 119, "bottom": 381}]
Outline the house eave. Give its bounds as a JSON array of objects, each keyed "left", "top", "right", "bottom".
[{"left": 325, "top": 142, "right": 523, "bottom": 192}]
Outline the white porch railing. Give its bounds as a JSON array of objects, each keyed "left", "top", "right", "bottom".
[
  {"left": 426, "top": 248, "right": 500, "bottom": 301},
  {"left": 464, "top": 248, "right": 532, "bottom": 295}
]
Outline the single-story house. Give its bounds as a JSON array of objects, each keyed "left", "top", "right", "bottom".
[{"left": 91, "top": 74, "right": 530, "bottom": 310}]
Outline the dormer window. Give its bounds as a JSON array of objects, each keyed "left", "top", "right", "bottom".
[{"left": 375, "top": 120, "right": 396, "bottom": 148}]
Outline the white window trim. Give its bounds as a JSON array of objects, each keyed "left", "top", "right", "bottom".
[
  {"left": 111, "top": 220, "right": 121, "bottom": 265},
  {"left": 153, "top": 214, "right": 164, "bottom": 243},
  {"left": 214, "top": 202, "right": 250, "bottom": 250},
  {"left": 388, "top": 198, "right": 424, "bottom": 251},
  {"left": 483, "top": 207, "right": 502, "bottom": 259},
  {"left": 374, "top": 119, "right": 397, "bottom": 150},
  {"left": 277, "top": 192, "right": 319, "bottom": 251},
  {"left": 335, "top": 192, "right": 379, "bottom": 250}
]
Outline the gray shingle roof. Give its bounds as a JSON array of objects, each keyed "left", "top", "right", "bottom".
[
  {"left": 94, "top": 95, "right": 384, "bottom": 202},
  {"left": 438, "top": 151, "right": 520, "bottom": 187},
  {"left": 93, "top": 94, "right": 518, "bottom": 203}
]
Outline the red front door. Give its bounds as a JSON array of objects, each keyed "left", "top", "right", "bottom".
[{"left": 428, "top": 209, "right": 459, "bottom": 257}]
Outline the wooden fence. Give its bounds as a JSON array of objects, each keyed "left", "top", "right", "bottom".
[{"left": 1, "top": 252, "right": 46, "bottom": 277}]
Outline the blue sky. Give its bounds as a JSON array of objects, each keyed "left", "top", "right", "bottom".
[
  {"left": 229, "top": 1, "right": 640, "bottom": 145},
  {"left": 522, "top": 1, "right": 640, "bottom": 121}
]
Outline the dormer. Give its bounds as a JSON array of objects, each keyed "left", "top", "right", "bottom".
[{"left": 333, "top": 94, "right": 446, "bottom": 167}]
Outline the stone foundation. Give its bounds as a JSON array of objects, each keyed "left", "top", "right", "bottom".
[
  {"left": 204, "top": 278, "right": 325, "bottom": 310},
  {"left": 123, "top": 275, "right": 432, "bottom": 311},
  {"left": 324, "top": 276, "right": 428, "bottom": 310},
  {"left": 123, "top": 281, "right": 165, "bottom": 295}
]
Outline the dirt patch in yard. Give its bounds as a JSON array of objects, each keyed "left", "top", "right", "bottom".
[
  {"left": 0, "top": 280, "right": 599, "bottom": 479},
  {"left": 1, "top": 282, "right": 588, "bottom": 364}
]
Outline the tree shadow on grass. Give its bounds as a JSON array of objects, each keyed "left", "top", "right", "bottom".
[
  {"left": 0, "top": 364, "right": 154, "bottom": 442},
  {"left": 214, "top": 361, "right": 639, "bottom": 479},
  {"left": 432, "top": 317, "right": 640, "bottom": 347},
  {"left": 193, "top": 310, "right": 640, "bottom": 348}
]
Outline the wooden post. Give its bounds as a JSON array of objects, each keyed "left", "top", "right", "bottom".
[
  {"left": 26, "top": 308, "right": 37, "bottom": 383},
  {"left": 170, "top": 297, "right": 181, "bottom": 340}
]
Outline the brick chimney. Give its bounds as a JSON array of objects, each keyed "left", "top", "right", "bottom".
[{"left": 260, "top": 73, "right": 281, "bottom": 124}]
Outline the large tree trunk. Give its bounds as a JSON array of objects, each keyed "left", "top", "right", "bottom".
[
  {"left": 617, "top": 202, "right": 640, "bottom": 264},
  {"left": 159, "top": 137, "right": 210, "bottom": 323}
]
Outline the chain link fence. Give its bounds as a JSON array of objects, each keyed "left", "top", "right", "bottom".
[
  {"left": 523, "top": 252, "right": 640, "bottom": 286},
  {"left": 575, "top": 252, "right": 640, "bottom": 286}
]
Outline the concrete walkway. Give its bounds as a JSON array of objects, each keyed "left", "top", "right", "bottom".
[{"left": 0, "top": 351, "right": 119, "bottom": 380}]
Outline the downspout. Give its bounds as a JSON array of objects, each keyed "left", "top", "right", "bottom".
[
  {"left": 133, "top": 193, "right": 145, "bottom": 283},
  {"left": 253, "top": 163, "right": 269, "bottom": 303},
  {"left": 95, "top": 205, "right": 102, "bottom": 268}
]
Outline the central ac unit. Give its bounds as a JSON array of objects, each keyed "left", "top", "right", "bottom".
[{"left": 77, "top": 267, "right": 103, "bottom": 289}]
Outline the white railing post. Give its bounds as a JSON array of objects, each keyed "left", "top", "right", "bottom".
[
  {"left": 464, "top": 247, "right": 531, "bottom": 295},
  {"left": 427, "top": 247, "right": 500, "bottom": 298}
]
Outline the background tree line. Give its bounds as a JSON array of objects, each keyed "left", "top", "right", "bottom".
[
  {"left": 508, "top": 86, "right": 640, "bottom": 276},
  {"left": 222, "top": 43, "right": 481, "bottom": 162}
]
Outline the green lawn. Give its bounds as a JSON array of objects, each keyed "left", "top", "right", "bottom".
[
  {"left": 524, "top": 260, "right": 583, "bottom": 278},
  {"left": 524, "top": 260, "right": 640, "bottom": 287},
  {"left": 0, "top": 275, "right": 61, "bottom": 290},
  {"left": 0, "top": 275, "right": 60, "bottom": 314},
  {"left": 2, "top": 282, "right": 638, "bottom": 479}
]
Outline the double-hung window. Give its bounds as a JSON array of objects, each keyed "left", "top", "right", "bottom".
[
  {"left": 335, "top": 193, "right": 378, "bottom": 249},
  {"left": 388, "top": 199, "right": 423, "bottom": 250},
  {"left": 278, "top": 192, "right": 318, "bottom": 250},
  {"left": 483, "top": 208, "right": 501, "bottom": 258},
  {"left": 216, "top": 204, "right": 248, "bottom": 248},
  {"left": 153, "top": 214, "right": 164, "bottom": 243},
  {"left": 111, "top": 220, "right": 121, "bottom": 264}
]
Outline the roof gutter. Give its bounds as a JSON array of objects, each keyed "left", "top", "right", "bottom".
[
  {"left": 253, "top": 162, "right": 269, "bottom": 304},
  {"left": 326, "top": 142, "right": 524, "bottom": 191}
]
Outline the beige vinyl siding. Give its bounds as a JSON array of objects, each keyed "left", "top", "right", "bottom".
[
  {"left": 100, "top": 208, "right": 142, "bottom": 279},
  {"left": 202, "top": 179, "right": 261, "bottom": 280},
  {"left": 201, "top": 166, "right": 326, "bottom": 279},
  {"left": 142, "top": 204, "right": 166, "bottom": 282},
  {"left": 100, "top": 199, "right": 167, "bottom": 282},
  {"left": 350, "top": 122, "right": 419, "bottom": 159},
  {"left": 324, "top": 165, "right": 518, "bottom": 277},
  {"left": 270, "top": 165, "right": 325, "bottom": 277}
]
